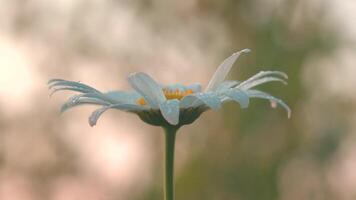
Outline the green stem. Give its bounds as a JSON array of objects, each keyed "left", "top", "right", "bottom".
[{"left": 163, "top": 127, "right": 177, "bottom": 200}]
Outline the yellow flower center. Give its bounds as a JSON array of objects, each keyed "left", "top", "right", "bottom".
[{"left": 137, "top": 88, "right": 194, "bottom": 105}]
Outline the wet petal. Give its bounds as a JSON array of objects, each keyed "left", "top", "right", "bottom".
[
  {"left": 205, "top": 49, "right": 250, "bottom": 92},
  {"left": 237, "top": 71, "right": 287, "bottom": 88},
  {"left": 89, "top": 106, "right": 113, "bottom": 127},
  {"left": 128, "top": 72, "right": 166, "bottom": 108},
  {"left": 60, "top": 93, "right": 110, "bottom": 112},
  {"left": 247, "top": 89, "right": 291, "bottom": 118},
  {"left": 89, "top": 104, "right": 147, "bottom": 126},
  {"left": 60, "top": 97, "right": 109, "bottom": 113},
  {"left": 159, "top": 99, "right": 180, "bottom": 125},
  {"left": 48, "top": 79, "right": 101, "bottom": 95},
  {"left": 181, "top": 93, "right": 221, "bottom": 110},
  {"left": 223, "top": 89, "right": 250, "bottom": 108},
  {"left": 216, "top": 80, "right": 240, "bottom": 92},
  {"left": 239, "top": 77, "right": 287, "bottom": 90},
  {"left": 180, "top": 95, "right": 202, "bottom": 108},
  {"left": 196, "top": 93, "right": 221, "bottom": 110},
  {"left": 49, "top": 86, "right": 92, "bottom": 96},
  {"left": 105, "top": 91, "right": 141, "bottom": 104}
]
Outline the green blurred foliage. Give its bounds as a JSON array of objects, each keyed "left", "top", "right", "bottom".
[{"left": 141, "top": 0, "right": 343, "bottom": 199}]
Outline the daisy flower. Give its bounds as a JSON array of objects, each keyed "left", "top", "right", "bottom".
[
  {"left": 48, "top": 49, "right": 290, "bottom": 200},
  {"left": 49, "top": 49, "right": 290, "bottom": 128}
]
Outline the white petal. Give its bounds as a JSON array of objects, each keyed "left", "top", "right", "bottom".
[
  {"left": 247, "top": 89, "right": 291, "bottom": 118},
  {"left": 216, "top": 80, "right": 240, "bottom": 92},
  {"left": 159, "top": 99, "right": 180, "bottom": 125},
  {"left": 60, "top": 95, "right": 109, "bottom": 113},
  {"left": 205, "top": 49, "right": 250, "bottom": 92},
  {"left": 88, "top": 104, "right": 147, "bottom": 126},
  {"left": 48, "top": 79, "right": 101, "bottom": 94},
  {"left": 88, "top": 106, "right": 111, "bottom": 126},
  {"left": 105, "top": 91, "right": 141, "bottom": 104},
  {"left": 239, "top": 77, "right": 287, "bottom": 90},
  {"left": 223, "top": 89, "right": 250, "bottom": 108},
  {"left": 237, "top": 71, "right": 287, "bottom": 88},
  {"left": 180, "top": 93, "right": 221, "bottom": 110},
  {"left": 127, "top": 72, "right": 166, "bottom": 108},
  {"left": 180, "top": 95, "right": 203, "bottom": 108}
]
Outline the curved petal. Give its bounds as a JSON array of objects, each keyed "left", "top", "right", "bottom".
[
  {"left": 216, "top": 80, "right": 240, "bottom": 92},
  {"left": 223, "top": 89, "right": 250, "bottom": 108},
  {"left": 48, "top": 79, "right": 121, "bottom": 105},
  {"left": 48, "top": 79, "right": 102, "bottom": 95},
  {"left": 89, "top": 104, "right": 147, "bottom": 126},
  {"left": 237, "top": 71, "right": 287, "bottom": 88},
  {"left": 61, "top": 97, "right": 109, "bottom": 113},
  {"left": 105, "top": 91, "right": 141, "bottom": 104},
  {"left": 239, "top": 77, "right": 287, "bottom": 90},
  {"left": 60, "top": 93, "right": 110, "bottom": 112},
  {"left": 128, "top": 72, "right": 166, "bottom": 108},
  {"left": 180, "top": 95, "right": 203, "bottom": 108},
  {"left": 159, "top": 99, "right": 180, "bottom": 125},
  {"left": 247, "top": 89, "right": 291, "bottom": 118},
  {"left": 49, "top": 86, "right": 92, "bottom": 96},
  {"left": 205, "top": 49, "right": 250, "bottom": 92},
  {"left": 181, "top": 92, "right": 221, "bottom": 110}
]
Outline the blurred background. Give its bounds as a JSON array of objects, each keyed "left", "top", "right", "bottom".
[{"left": 0, "top": 0, "right": 355, "bottom": 199}]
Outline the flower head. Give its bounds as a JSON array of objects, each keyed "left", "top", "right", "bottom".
[{"left": 48, "top": 49, "right": 290, "bottom": 128}]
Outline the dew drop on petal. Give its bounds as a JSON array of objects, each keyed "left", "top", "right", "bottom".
[{"left": 270, "top": 100, "right": 277, "bottom": 109}]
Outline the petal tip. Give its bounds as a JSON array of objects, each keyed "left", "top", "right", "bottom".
[
  {"left": 159, "top": 100, "right": 180, "bottom": 126},
  {"left": 168, "top": 119, "right": 179, "bottom": 125},
  {"left": 88, "top": 117, "right": 97, "bottom": 127},
  {"left": 127, "top": 72, "right": 137, "bottom": 77},
  {"left": 242, "top": 48, "right": 251, "bottom": 53},
  {"left": 232, "top": 48, "right": 251, "bottom": 56},
  {"left": 128, "top": 72, "right": 147, "bottom": 79},
  {"left": 241, "top": 103, "right": 249, "bottom": 109}
]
